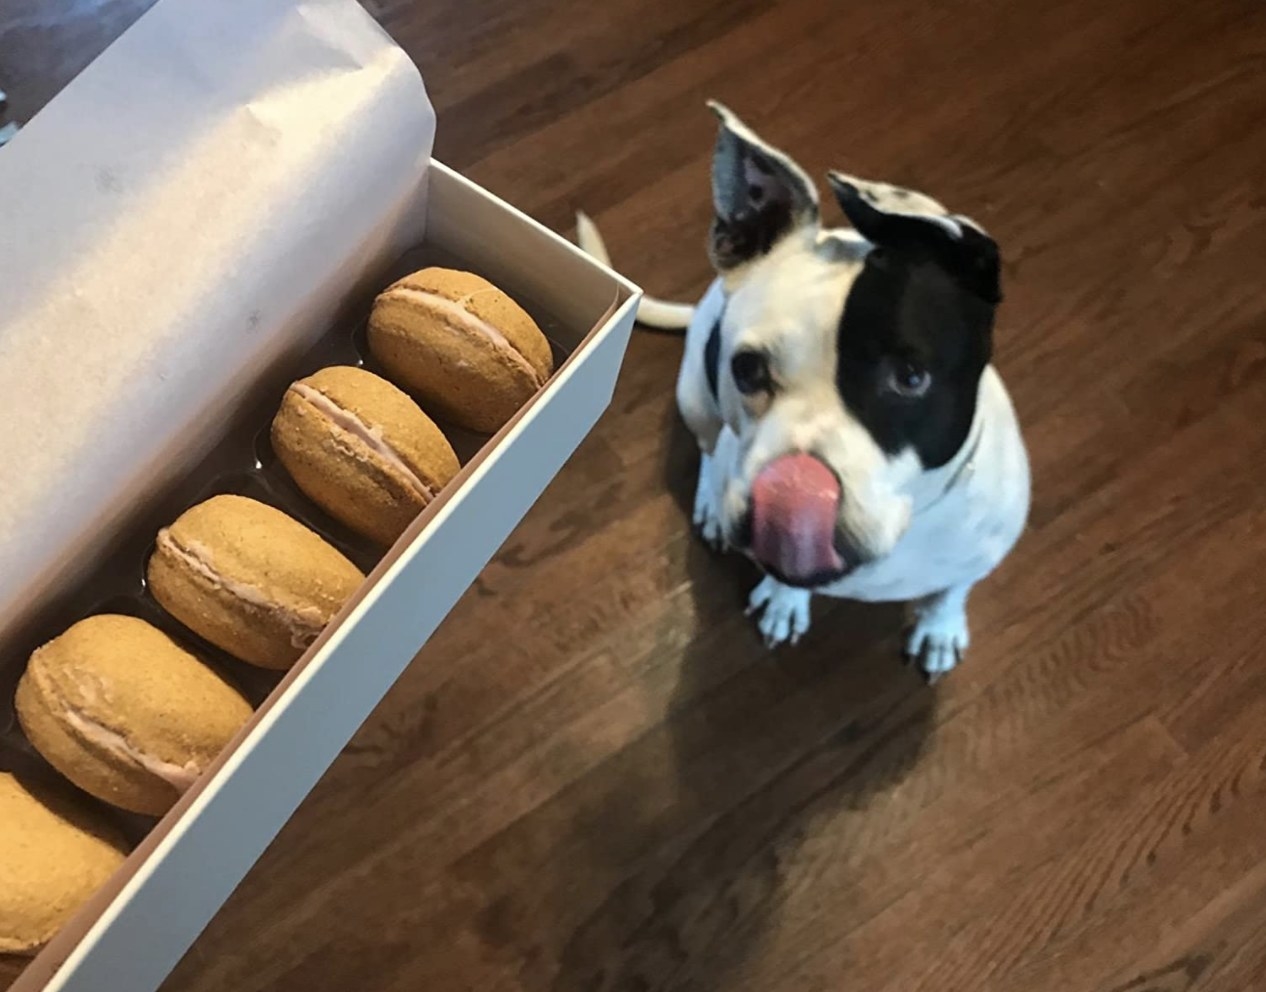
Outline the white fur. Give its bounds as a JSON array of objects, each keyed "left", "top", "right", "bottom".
[
  {"left": 747, "top": 576, "right": 812, "bottom": 647},
  {"left": 905, "top": 584, "right": 973, "bottom": 680},
  {"left": 579, "top": 224, "right": 1028, "bottom": 677},
  {"left": 699, "top": 362, "right": 1028, "bottom": 604},
  {"left": 711, "top": 234, "right": 916, "bottom": 560},
  {"left": 677, "top": 246, "right": 1028, "bottom": 675},
  {"left": 692, "top": 450, "right": 726, "bottom": 549},
  {"left": 574, "top": 108, "right": 1029, "bottom": 678}
]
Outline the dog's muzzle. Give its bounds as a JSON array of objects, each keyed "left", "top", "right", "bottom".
[{"left": 737, "top": 452, "right": 861, "bottom": 588}]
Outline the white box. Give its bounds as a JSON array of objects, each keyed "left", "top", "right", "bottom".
[{"left": 0, "top": 2, "right": 640, "bottom": 990}]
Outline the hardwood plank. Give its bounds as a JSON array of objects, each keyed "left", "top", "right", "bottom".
[
  {"left": 0, "top": 1, "right": 157, "bottom": 124},
  {"left": 4, "top": 0, "right": 1266, "bottom": 990}
]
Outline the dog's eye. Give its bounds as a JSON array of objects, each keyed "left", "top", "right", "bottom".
[
  {"left": 885, "top": 359, "right": 932, "bottom": 398},
  {"left": 731, "top": 349, "right": 773, "bottom": 396}
]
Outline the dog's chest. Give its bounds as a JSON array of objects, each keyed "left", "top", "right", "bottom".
[{"left": 820, "top": 486, "right": 1018, "bottom": 601}]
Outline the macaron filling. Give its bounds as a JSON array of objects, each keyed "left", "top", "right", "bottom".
[
  {"left": 288, "top": 383, "right": 436, "bottom": 501},
  {"left": 22, "top": 656, "right": 204, "bottom": 794},
  {"left": 61, "top": 707, "right": 202, "bottom": 792},
  {"left": 383, "top": 286, "right": 547, "bottom": 387},
  {"left": 154, "top": 530, "right": 329, "bottom": 650}
]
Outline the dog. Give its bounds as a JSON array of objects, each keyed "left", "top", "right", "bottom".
[{"left": 577, "top": 102, "right": 1030, "bottom": 679}]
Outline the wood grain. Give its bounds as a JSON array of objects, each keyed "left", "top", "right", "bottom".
[{"left": 4, "top": 0, "right": 1266, "bottom": 989}]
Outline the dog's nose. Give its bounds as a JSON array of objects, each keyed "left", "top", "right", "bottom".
[
  {"left": 733, "top": 508, "right": 866, "bottom": 564},
  {"left": 737, "top": 450, "right": 889, "bottom": 588}
]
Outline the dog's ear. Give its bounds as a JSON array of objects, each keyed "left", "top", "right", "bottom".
[
  {"left": 828, "top": 171, "right": 1001, "bottom": 304},
  {"left": 707, "top": 101, "right": 819, "bottom": 272}
]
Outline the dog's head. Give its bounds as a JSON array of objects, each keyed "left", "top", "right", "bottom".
[{"left": 704, "top": 102, "right": 1002, "bottom": 588}]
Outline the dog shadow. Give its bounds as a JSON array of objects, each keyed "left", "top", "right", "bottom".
[{"left": 549, "top": 410, "right": 937, "bottom": 992}]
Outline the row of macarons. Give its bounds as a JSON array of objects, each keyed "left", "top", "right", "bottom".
[{"left": 1, "top": 266, "right": 556, "bottom": 956}]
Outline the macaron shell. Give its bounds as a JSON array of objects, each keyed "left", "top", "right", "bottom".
[
  {"left": 148, "top": 544, "right": 292, "bottom": 670},
  {"left": 15, "top": 615, "right": 253, "bottom": 816},
  {"left": 273, "top": 389, "right": 429, "bottom": 546},
  {"left": 369, "top": 297, "right": 536, "bottom": 433},
  {"left": 148, "top": 495, "right": 365, "bottom": 669},
  {"left": 367, "top": 268, "right": 555, "bottom": 434},
  {"left": 15, "top": 682, "right": 165, "bottom": 815},
  {"left": 271, "top": 366, "right": 461, "bottom": 545},
  {"left": 0, "top": 772, "right": 128, "bottom": 955},
  {"left": 300, "top": 366, "right": 460, "bottom": 490},
  {"left": 401, "top": 268, "right": 553, "bottom": 380}
]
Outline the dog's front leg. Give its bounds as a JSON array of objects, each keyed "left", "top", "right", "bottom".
[
  {"left": 905, "top": 583, "right": 973, "bottom": 680},
  {"left": 747, "top": 575, "right": 813, "bottom": 648},
  {"left": 692, "top": 450, "right": 727, "bottom": 550}
]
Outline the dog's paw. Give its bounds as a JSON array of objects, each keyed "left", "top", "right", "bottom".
[
  {"left": 747, "top": 576, "right": 812, "bottom": 648},
  {"left": 904, "top": 609, "right": 969, "bottom": 682},
  {"left": 692, "top": 469, "right": 727, "bottom": 552}
]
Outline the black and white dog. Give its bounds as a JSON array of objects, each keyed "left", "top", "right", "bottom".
[{"left": 578, "top": 102, "right": 1029, "bottom": 679}]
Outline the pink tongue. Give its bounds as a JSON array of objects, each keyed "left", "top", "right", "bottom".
[{"left": 750, "top": 453, "right": 845, "bottom": 582}]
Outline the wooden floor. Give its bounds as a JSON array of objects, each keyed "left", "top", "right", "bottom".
[{"left": 5, "top": 0, "right": 1266, "bottom": 989}]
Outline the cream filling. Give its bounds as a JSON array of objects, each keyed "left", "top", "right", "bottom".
[
  {"left": 155, "top": 530, "right": 327, "bottom": 649},
  {"left": 62, "top": 706, "right": 201, "bottom": 792},
  {"left": 290, "top": 383, "right": 435, "bottom": 501},
  {"left": 384, "top": 286, "right": 547, "bottom": 386}
]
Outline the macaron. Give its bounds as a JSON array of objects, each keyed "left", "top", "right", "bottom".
[
  {"left": 367, "top": 267, "right": 555, "bottom": 433},
  {"left": 14, "top": 614, "right": 253, "bottom": 816},
  {"left": 271, "top": 365, "right": 460, "bottom": 546},
  {"left": 0, "top": 771, "right": 129, "bottom": 955},
  {"left": 148, "top": 495, "right": 365, "bottom": 670}
]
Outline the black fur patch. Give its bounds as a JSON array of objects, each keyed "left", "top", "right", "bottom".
[
  {"left": 704, "top": 317, "right": 722, "bottom": 402},
  {"left": 832, "top": 177, "right": 1002, "bottom": 305},
  {"left": 835, "top": 245, "right": 996, "bottom": 468},
  {"left": 709, "top": 207, "right": 792, "bottom": 270}
]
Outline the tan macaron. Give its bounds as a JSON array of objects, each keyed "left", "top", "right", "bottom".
[
  {"left": 0, "top": 771, "right": 129, "bottom": 955},
  {"left": 147, "top": 495, "right": 365, "bottom": 670},
  {"left": 271, "top": 366, "right": 460, "bottom": 546},
  {"left": 367, "top": 267, "right": 555, "bottom": 433},
  {"left": 15, "top": 615, "right": 253, "bottom": 816}
]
